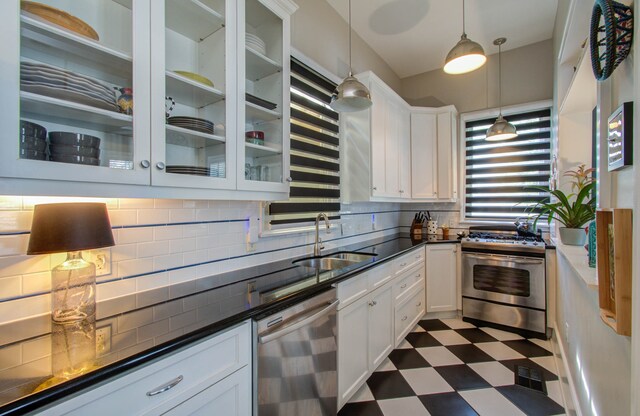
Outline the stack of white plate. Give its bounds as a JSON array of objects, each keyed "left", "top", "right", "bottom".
[
  {"left": 20, "top": 61, "right": 117, "bottom": 111},
  {"left": 246, "top": 33, "right": 266, "bottom": 55}
]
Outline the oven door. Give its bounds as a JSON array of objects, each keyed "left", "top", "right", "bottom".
[{"left": 462, "top": 252, "right": 545, "bottom": 309}]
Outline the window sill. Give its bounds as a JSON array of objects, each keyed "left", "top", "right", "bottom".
[{"left": 553, "top": 238, "right": 598, "bottom": 289}]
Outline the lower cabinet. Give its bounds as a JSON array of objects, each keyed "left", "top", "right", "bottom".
[
  {"left": 394, "top": 284, "right": 425, "bottom": 346},
  {"left": 337, "top": 281, "right": 393, "bottom": 408},
  {"left": 426, "top": 244, "right": 458, "bottom": 313},
  {"left": 38, "top": 322, "right": 251, "bottom": 416}
]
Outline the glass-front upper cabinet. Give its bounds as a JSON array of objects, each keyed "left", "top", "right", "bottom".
[
  {"left": 238, "top": 0, "right": 295, "bottom": 193},
  {"left": 150, "top": 0, "right": 235, "bottom": 189},
  {"left": 1, "top": 0, "right": 151, "bottom": 185}
]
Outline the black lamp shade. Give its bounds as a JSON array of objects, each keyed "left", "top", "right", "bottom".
[{"left": 27, "top": 203, "right": 115, "bottom": 255}]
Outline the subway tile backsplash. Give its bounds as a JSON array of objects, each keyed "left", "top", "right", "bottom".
[{"left": 0, "top": 197, "right": 439, "bottom": 326}]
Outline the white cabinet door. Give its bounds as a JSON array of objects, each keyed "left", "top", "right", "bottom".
[
  {"left": 370, "top": 82, "right": 388, "bottom": 197},
  {"left": 426, "top": 244, "right": 458, "bottom": 313},
  {"left": 384, "top": 98, "right": 400, "bottom": 197},
  {"left": 436, "top": 110, "right": 457, "bottom": 200},
  {"left": 338, "top": 295, "right": 370, "bottom": 407},
  {"left": 410, "top": 112, "right": 438, "bottom": 199},
  {"left": 368, "top": 282, "right": 394, "bottom": 371},
  {"left": 398, "top": 107, "right": 412, "bottom": 199},
  {"left": 161, "top": 366, "right": 250, "bottom": 416}
]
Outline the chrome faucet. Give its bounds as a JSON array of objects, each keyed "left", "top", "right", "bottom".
[{"left": 314, "top": 213, "right": 331, "bottom": 256}]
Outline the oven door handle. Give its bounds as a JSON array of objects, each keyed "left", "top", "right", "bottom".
[
  {"left": 509, "top": 258, "right": 544, "bottom": 265},
  {"left": 463, "top": 253, "right": 497, "bottom": 260},
  {"left": 259, "top": 300, "right": 339, "bottom": 344},
  {"left": 464, "top": 253, "right": 543, "bottom": 265}
]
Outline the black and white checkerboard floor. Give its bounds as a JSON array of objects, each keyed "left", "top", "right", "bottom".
[{"left": 338, "top": 318, "right": 565, "bottom": 416}]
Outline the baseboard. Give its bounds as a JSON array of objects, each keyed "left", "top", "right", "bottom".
[
  {"left": 423, "top": 310, "right": 460, "bottom": 320},
  {"left": 551, "top": 321, "right": 582, "bottom": 416}
]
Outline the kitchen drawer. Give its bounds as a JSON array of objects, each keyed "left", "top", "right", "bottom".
[
  {"left": 367, "top": 261, "right": 394, "bottom": 291},
  {"left": 41, "top": 322, "right": 251, "bottom": 416},
  {"left": 337, "top": 270, "right": 369, "bottom": 310},
  {"left": 394, "top": 285, "right": 425, "bottom": 346},
  {"left": 394, "top": 247, "right": 425, "bottom": 276},
  {"left": 393, "top": 264, "right": 424, "bottom": 304}
]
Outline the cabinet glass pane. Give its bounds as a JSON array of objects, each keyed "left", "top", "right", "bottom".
[
  {"left": 244, "top": 0, "right": 283, "bottom": 183},
  {"left": 19, "top": 0, "right": 135, "bottom": 170},
  {"left": 164, "top": 0, "right": 227, "bottom": 179}
]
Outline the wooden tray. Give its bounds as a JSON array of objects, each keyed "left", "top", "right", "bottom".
[{"left": 21, "top": 1, "right": 99, "bottom": 41}]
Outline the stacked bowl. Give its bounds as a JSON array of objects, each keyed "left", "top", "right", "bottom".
[
  {"left": 19, "top": 120, "right": 48, "bottom": 160},
  {"left": 49, "top": 132, "right": 101, "bottom": 166}
]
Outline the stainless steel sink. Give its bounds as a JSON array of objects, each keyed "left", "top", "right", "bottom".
[{"left": 293, "top": 251, "right": 376, "bottom": 271}]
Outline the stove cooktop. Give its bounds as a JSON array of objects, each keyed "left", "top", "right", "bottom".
[{"left": 461, "top": 229, "right": 546, "bottom": 254}]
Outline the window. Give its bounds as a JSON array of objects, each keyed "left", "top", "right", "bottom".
[
  {"left": 266, "top": 57, "right": 341, "bottom": 229},
  {"left": 463, "top": 106, "right": 552, "bottom": 222}
]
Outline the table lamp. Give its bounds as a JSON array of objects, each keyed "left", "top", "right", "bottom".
[{"left": 27, "top": 203, "right": 114, "bottom": 384}]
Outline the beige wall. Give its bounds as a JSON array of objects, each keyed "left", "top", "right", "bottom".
[
  {"left": 291, "top": 0, "right": 402, "bottom": 93},
  {"left": 400, "top": 40, "right": 554, "bottom": 113}
]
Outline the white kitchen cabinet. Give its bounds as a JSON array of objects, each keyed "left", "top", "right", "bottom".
[
  {"left": 367, "top": 282, "right": 394, "bottom": 371},
  {"left": 37, "top": 321, "right": 251, "bottom": 416},
  {"left": 410, "top": 106, "right": 458, "bottom": 201},
  {"left": 426, "top": 244, "right": 458, "bottom": 313},
  {"left": 342, "top": 71, "right": 411, "bottom": 201},
  {"left": 337, "top": 293, "right": 370, "bottom": 408},
  {"left": 0, "top": 0, "right": 295, "bottom": 199},
  {"left": 395, "top": 285, "right": 425, "bottom": 346}
]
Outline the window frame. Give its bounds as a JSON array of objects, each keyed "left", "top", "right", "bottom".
[
  {"left": 259, "top": 48, "right": 343, "bottom": 237},
  {"left": 459, "top": 99, "right": 553, "bottom": 226}
]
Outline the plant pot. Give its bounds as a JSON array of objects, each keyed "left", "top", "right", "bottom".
[{"left": 559, "top": 227, "right": 587, "bottom": 246}]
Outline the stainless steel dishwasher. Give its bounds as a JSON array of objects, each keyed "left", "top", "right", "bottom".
[{"left": 254, "top": 288, "right": 338, "bottom": 416}]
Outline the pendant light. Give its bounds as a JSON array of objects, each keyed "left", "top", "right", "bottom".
[
  {"left": 444, "top": 0, "right": 487, "bottom": 74},
  {"left": 486, "top": 37, "right": 518, "bottom": 141},
  {"left": 330, "top": 0, "right": 372, "bottom": 112}
]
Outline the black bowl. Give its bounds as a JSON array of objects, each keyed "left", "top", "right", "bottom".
[
  {"left": 20, "top": 120, "right": 47, "bottom": 140},
  {"left": 50, "top": 144, "right": 100, "bottom": 158},
  {"left": 49, "top": 132, "right": 101, "bottom": 148},
  {"left": 19, "top": 136, "right": 47, "bottom": 152},
  {"left": 19, "top": 148, "right": 47, "bottom": 160}
]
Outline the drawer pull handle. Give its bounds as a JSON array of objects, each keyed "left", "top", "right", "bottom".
[
  {"left": 146, "top": 375, "right": 184, "bottom": 397},
  {"left": 400, "top": 262, "right": 407, "bottom": 267},
  {"left": 415, "top": 273, "right": 421, "bottom": 277},
  {"left": 416, "top": 302, "right": 422, "bottom": 307},
  {"left": 368, "top": 300, "right": 377, "bottom": 307},
  {"left": 401, "top": 283, "right": 407, "bottom": 289},
  {"left": 401, "top": 316, "right": 408, "bottom": 321}
]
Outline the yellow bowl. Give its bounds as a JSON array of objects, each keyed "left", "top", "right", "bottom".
[{"left": 173, "top": 71, "right": 214, "bottom": 87}]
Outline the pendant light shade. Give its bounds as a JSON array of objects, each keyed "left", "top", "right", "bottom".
[
  {"left": 444, "top": 0, "right": 486, "bottom": 74},
  {"left": 330, "top": 0, "right": 372, "bottom": 112},
  {"left": 486, "top": 37, "right": 517, "bottom": 141}
]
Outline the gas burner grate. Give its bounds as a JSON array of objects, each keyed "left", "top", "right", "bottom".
[{"left": 514, "top": 365, "right": 547, "bottom": 394}]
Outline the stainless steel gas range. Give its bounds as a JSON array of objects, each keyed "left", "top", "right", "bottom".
[{"left": 461, "top": 226, "right": 548, "bottom": 338}]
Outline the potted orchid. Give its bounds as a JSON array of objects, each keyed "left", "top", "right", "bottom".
[{"left": 531, "top": 164, "right": 596, "bottom": 246}]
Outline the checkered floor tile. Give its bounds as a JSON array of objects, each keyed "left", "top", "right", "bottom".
[{"left": 339, "top": 318, "right": 565, "bottom": 416}]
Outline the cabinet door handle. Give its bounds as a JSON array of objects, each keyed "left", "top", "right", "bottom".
[
  {"left": 401, "top": 283, "right": 407, "bottom": 289},
  {"left": 368, "top": 300, "right": 377, "bottom": 307},
  {"left": 146, "top": 375, "right": 183, "bottom": 396},
  {"left": 286, "top": 177, "right": 293, "bottom": 182},
  {"left": 399, "top": 262, "right": 407, "bottom": 267},
  {"left": 156, "top": 162, "right": 166, "bottom": 170},
  {"left": 401, "top": 316, "right": 408, "bottom": 321},
  {"left": 140, "top": 160, "right": 150, "bottom": 169},
  {"left": 372, "top": 186, "right": 377, "bottom": 191},
  {"left": 416, "top": 302, "right": 422, "bottom": 307},
  {"left": 415, "top": 273, "right": 421, "bottom": 278}
]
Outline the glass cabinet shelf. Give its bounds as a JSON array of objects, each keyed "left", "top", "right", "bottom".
[
  {"left": 246, "top": 47, "right": 282, "bottom": 81},
  {"left": 165, "top": 0, "right": 225, "bottom": 42},
  {"left": 165, "top": 71, "right": 225, "bottom": 108},
  {"left": 166, "top": 124, "right": 225, "bottom": 148}
]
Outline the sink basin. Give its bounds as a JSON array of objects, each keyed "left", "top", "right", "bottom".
[{"left": 293, "top": 251, "right": 376, "bottom": 271}]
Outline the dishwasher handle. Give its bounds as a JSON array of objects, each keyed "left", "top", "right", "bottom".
[{"left": 259, "top": 299, "right": 339, "bottom": 344}]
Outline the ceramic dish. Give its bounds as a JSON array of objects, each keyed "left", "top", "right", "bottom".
[
  {"left": 49, "top": 132, "right": 101, "bottom": 148},
  {"left": 21, "top": 69, "right": 115, "bottom": 100},
  {"left": 21, "top": 62, "right": 114, "bottom": 95},
  {"left": 245, "top": 138, "right": 265, "bottom": 146},
  {"left": 20, "top": 136, "right": 48, "bottom": 152},
  {"left": 21, "top": 74, "right": 116, "bottom": 104},
  {"left": 173, "top": 71, "right": 214, "bottom": 87},
  {"left": 245, "top": 130, "right": 265, "bottom": 140},
  {"left": 50, "top": 154, "right": 100, "bottom": 166},
  {"left": 20, "top": 120, "right": 47, "bottom": 139},
  {"left": 19, "top": 148, "right": 47, "bottom": 160},
  {"left": 22, "top": 82, "right": 118, "bottom": 111},
  {"left": 21, "top": 1, "right": 99, "bottom": 41},
  {"left": 50, "top": 144, "right": 100, "bottom": 158},
  {"left": 167, "top": 116, "right": 214, "bottom": 134}
]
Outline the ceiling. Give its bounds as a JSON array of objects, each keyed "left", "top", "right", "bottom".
[{"left": 325, "top": 0, "right": 559, "bottom": 78}]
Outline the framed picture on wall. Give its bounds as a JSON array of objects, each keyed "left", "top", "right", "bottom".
[{"left": 607, "top": 102, "right": 633, "bottom": 171}]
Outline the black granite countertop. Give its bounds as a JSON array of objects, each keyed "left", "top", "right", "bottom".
[{"left": 0, "top": 232, "right": 460, "bottom": 415}]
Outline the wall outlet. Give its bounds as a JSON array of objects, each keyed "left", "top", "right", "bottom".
[
  {"left": 86, "top": 248, "right": 112, "bottom": 277},
  {"left": 96, "top": 325, "right": 112, "bottom": 357}
]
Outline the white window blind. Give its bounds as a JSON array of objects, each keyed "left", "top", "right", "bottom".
[
  {"left": 267, "top": 57, "right": 341, "bottom": 227},
  {"left": 464, "top": 108, "right": 551, "bottom": 221}
]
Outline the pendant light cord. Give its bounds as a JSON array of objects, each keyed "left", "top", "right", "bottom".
[
  {"left": 348, "top": 0, "right": 352, "bottom": 76},
  {"left": 498, "top": 42, "right": 502, "bottom": 116},
  {"left": 462, "top": 0, "right": 466, "bottom": 36}
]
